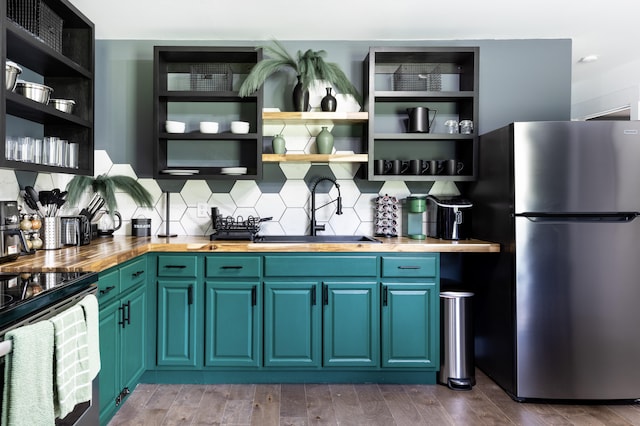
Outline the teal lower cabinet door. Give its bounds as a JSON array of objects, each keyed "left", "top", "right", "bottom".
[
  {"left": 323, "top": 281, "right": 379, "bottom": 367},
  {"left": 381, "top": 282, "right": 438, "bottom": 368},
  {"left": 204, "top": 281, "right": 261, "bottom": 367},
  {"left": 121, "top": 286, "right": 146, "bottom": 388},
  {"left": 264, "top": 281, "right": 321, "bottom": 367},
  {"left": 98, "top": 298, "right": 120, "bottom": 423},
  {"left": 157, "top": 279, "right": 198, "bottom": 367}
]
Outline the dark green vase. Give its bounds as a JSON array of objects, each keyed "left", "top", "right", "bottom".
[{"left": 316, "top": 127, "right": 334, "bottom": 154}]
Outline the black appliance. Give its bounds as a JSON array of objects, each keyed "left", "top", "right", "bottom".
[
  {"left": 60, "top": 215, "right": 91, "bottom": 246},
  {"left": 0, "top": 271, "right": 99, "bottom": 425},
  {"left": 0, "top": 201, "right": 32, "bottom": 263},
  {"left": 426, "top": 195, "right": 472, "bottom": 240}
]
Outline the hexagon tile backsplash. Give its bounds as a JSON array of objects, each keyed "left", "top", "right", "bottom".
[{"left": 6, "top": 150, "right": 450, "bottom": 238}]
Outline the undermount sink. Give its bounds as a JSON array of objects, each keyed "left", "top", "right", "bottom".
[{"left": 253, "top": 235, "right": 381, "bottom": 244}]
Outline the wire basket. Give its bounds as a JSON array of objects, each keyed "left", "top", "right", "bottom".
[
  {"left": 393, "top": 64, "right": 442, "bottom": 91},
  {"left": 190, "top": 63, "right": 233, "bottom": 91},
  {"left": 210, "top": 215, "right": 269, "bottom": 240},
  {"left": 7, "top": 0, "right": 63, "bottom": 53}
]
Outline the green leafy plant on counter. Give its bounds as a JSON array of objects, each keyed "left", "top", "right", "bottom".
[
  {"left": 238, "top": 40, "right": 362, "bottom": 102},
  {"left": 66, "top": 174, "right": 154, "bottom": 215}
]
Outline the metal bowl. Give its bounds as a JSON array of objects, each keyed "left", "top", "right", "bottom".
[
  {"left": 5, "top": 61, "right": 22, "bottom": 91},
  {"left": 15, "top": 80, "right": 53, "bottom": 104},
  {"left": 49, "top": 98, "right": 76, "bottom": 114}
]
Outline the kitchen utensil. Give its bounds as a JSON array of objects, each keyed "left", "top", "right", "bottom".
[
  {"left": 49, "top": 99, "right": 75, "bottom": 114},
  {"left": 5, "top": 61, "right": 21, "bottom": 91},
  {"left": 15, "top": 80, "right": 53, "bottom": 104},
  {"left": 25, "top": 186, "right": 46, "bottom": 217},
  {"left": 406, "top": 107, "right": 436, "bottom": 133}
]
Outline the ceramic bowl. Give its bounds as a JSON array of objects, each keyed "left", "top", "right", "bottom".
[
  {"left": 166, "top": 120, "right": 186, "bottom": 133},
  {"left": 199, "top": 121, "right": 219, "bottom": 134},
  {"left": 230, "top": 121, "right": 250, "bottom": 134}
]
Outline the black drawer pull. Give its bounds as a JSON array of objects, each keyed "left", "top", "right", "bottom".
[
  {"left": 165, "top": 264, "right": 187, "bottom": 269},
  {"left": 221, "top": 265, "right": 243, "bottom": 269},
  {"left": 382, "top": 285, "right": 389, "bottom": 306},
  {"left": 398, "top": 265, "right": 421, "bottom": 270},
  {"left": 100, "top": 285, "right": 115, "bottom": 295},
  {"left": 251, "top": 286, "right": 257, "bottom": 306},
  {"left": 188, "top": 285, "right": 193, "bottom": 305},
  {"left": 132, "top": 270, "right": 144, "bottom": 278},
  {"left": 311, "top": 286, "right": 316, "bottom": 306},
  {"left": 118, "top": 305, "right": 126, "bottom": 328}
]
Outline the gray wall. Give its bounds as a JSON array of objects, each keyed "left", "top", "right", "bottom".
[{"left": 95, "top": 39, "right": 572, "bottom": 177}]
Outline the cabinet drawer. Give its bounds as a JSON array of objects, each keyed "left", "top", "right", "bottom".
[
  {"left": 120, "top": 257, "right": 147, "bottom": 293},
  {"left": 264, "top": 255, "right": 377, "bottom": 277},
  {"left": 157, "top": 255, "right": 198, "bottom": 277},
  {"left": 205, "top": 256, "right": 261, "bottom": 278},
  {"left": 97, "top": 269, "right": 120, "bottom": 305},
  {"left": 381, "top": 256, "right": 437, "bottom": 278}
]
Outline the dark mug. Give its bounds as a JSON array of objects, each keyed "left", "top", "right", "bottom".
[
  {"left": 409, "top": 159, "right": 429, "bottom": 175},
  {"left": 426, "top": 160, "right": 444, "bottom": 175},
  {"left": 375, "top": 159, "right": 393, "bottom": 175},
  {"left": 445, "top": 159, "right": 464, "bottom": 175},
  {"left": 392, "top": 159, "right": 409, "bottom": 175}
]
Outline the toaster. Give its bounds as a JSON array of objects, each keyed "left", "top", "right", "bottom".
[{"left": 60, "top": 215, "right": 91, "bottom": 246}]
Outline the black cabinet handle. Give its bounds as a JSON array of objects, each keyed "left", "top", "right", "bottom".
[
  {"left": 124, "top": 301, "right": 131, "bottom": 325},
  {"left": 251, "top": 286, "right": 257, "bottom": 306},
  {"left": 99, "top": 285, "right": 115, "bottom": 295},
  {"left": 165, "top": 264, "right": 187, "bottom": 269},
  {"left": 132, "top": 270, "right": 144, "bottom": 278},
  {"left": 311, "top": 286, "right": 316, "bottom": 306},
  {"left": 398, "top": 265, "right": 421, "bottom": 270},
  {"left": 221, "top": 265, "right": 243, "bottom": 269},
  {"left": 382, "top": 286, "right": 388, "bottom": 306},
  {"left": 188, "top": 285, "right": 193, "bottom": 305},
  {"left": 118, "top": 305, "right": 126, "bottom": 328},
  {"left": 323, "top": 284, "right": 328, "bottom": 306}
]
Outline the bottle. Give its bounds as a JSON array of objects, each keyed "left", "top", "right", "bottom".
[
  {"left": 321, "top": 87, "right": 337, "bottom": 112},
  {"left": 316, "top": 127, "right": 334, "bottom": 154},
  {"left": 272, "top": 134, "right": 286, "bottom": 154}
]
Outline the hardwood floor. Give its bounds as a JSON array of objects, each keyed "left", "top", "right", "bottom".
[{"left": 108, "top": 370, "right": 640, "bottom": 425}]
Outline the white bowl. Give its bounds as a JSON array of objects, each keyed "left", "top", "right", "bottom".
[
  {"left": 166, "top": 120, "right": 186, "bottom": 133},
  {"left": 230, "top": 121, "right": 250, "bottom": 134},
  {"left": 199, "top": 121, "right": 219, "bottom": 134}
]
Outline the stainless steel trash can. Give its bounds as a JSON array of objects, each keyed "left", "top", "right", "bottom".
[{"left": 438, "top": 291, "right": 475, "bottom": 390}]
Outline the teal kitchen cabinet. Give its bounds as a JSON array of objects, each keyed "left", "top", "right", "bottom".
[
  {"left": 380, "top": 255, "right": 439, "bottom": 368},
  {"left": 156, "top": 255, "right": 199, "bottom": 367},
  {"left": 264, "top": 280, "right": 321, "bottom": 367},
  {"left": 97, "top": 256, "right": 148, "bottom": 424},
  {"left": 323, "top": 281, "right": 379, "bottom": 367},
  {"left": 204, "top": 256, "right": 261, "bottom": 367}
]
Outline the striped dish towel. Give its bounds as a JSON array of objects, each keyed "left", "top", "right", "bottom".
[
  {"left": 78, "top": 294, "right": 100, "bottom": 380},
  {"left": 49, "top": 304, "right": 91, "bottom": 419}
]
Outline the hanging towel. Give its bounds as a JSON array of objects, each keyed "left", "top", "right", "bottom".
[
  {"left": 49, "top": 305, "right": 91, "bottom": 419},
  {"left": 78, "top": 294, "right": 100, "bottom": 380},
  {"left": 1, "top": 321, "right": 56, "bottom": 426}
]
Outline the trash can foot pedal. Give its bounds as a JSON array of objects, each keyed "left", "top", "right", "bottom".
[{"left": 447, "top": 378, "right": 474, "bottom": 391}]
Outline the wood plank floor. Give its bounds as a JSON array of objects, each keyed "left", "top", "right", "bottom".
[{"left": 108, "top": 370, "right": 640, "bottom": 426}]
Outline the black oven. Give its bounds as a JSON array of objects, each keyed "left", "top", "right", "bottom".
[{"left": 0, "top": 271, "right": 99, "bottom": 425}]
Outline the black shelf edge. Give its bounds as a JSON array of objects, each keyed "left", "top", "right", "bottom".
[
  {"left": 374, "top": 91, "right": 476, "bottom": 101},
  {"left": 368, "top": 175, "right": 475, "bottom": 182},
  {"left": 6, "top": 92, "right": 92, "bottom": 127},
  {"left": 373, "top": 133, "right": 475, "bottom": 141},
  {"left": 6, "top": 22, "right": 92, "bottom": 78},
  {"left": 0, "top": 159, "right": 90, "bottom": 175},
  {"left": 160, "top": 132, "right": 259, "bottom": 140},
  {"left": 159, "top": 91, "right": 257, "bottom": 102}
]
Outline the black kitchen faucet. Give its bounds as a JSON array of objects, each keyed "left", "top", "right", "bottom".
[{"left": 310, "top": 177, "right": 343, "bottom": 236}]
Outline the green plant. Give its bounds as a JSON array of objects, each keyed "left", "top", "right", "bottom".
[
  {"left": 239, "top": 40, "right": 361, "bottom": 102},
  {"left": 66, "top": 174, "right": 154, "bottom": 215}
]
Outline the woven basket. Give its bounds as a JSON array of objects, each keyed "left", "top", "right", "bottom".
[
  {"left": 7, "top": 0, "right": 63, "bottom": 52},
  {"left": 190, "top": 63, "right": 233, "bottom": 91},
  {"left": 393, "top": 64, "right": 442, "bottom": 91}
]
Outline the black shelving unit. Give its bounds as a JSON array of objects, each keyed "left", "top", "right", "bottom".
[{"left": 153, "top": 46, "right": 263, "bottom": 179}]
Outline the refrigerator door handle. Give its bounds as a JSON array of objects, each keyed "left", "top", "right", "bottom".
[{"left": 519, "top": 212, "right": 639, "bottom": 222}]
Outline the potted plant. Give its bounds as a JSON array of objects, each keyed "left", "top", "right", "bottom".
[
  {"left": 238, "top": 40, "right": 361, "bottom": 111},
  {"left": 66, "top": 174, "right": 154, "bottom": 216}
]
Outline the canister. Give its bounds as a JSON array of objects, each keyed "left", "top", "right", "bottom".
[{"left": 131, "top": 218, "right": 151, "bottom": 236}]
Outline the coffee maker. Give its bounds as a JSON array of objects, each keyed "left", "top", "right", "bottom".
[
  {"left": 0, "top": 201, "right": 31, "bottom": 263},
  {"left": 403, "top": 196, "right": 427, "bottom": 240}
]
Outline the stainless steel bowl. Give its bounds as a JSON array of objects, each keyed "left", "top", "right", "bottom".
[
  {"left": 5, "top": 61, "right": 22, "bottom": 91},
  {"left": 49, "top": 98, "right": 76, "bottom": 114},
  {"left": 15, "top": 80, "right": 53, "bottom": 104}
]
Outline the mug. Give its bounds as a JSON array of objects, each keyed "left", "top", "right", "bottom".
[
  {"left": 444, "top": 159, "right": 464, "bottom": 175},
  {"left": 375, "top": 159, "right": 393, "bottom": 175},
  {"left": 409, "top": 159, "right": 430, "bottom": 175},
  {"left": 392, "top": 160, "right": 409, "bottom": 175},
  {"left": 426, "top": 160, "right": 444, "bottom": 175}
]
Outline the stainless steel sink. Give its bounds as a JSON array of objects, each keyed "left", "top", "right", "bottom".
[{"left": 253, "top": 235, "right": 381, "bottom": 244}]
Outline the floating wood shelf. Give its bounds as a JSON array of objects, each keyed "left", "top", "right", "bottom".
[{"left": 262, "top": 154, "right": 368, "bottom": 163}]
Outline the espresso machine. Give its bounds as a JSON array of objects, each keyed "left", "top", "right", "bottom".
[{"left": 0, "top": 201, "right": 31, "bottom": 263}]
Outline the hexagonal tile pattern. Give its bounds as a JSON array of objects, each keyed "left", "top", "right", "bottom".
[
  {"left": 379, "top": 181, "right": 411, "bottom": 201},
  {"left": 93, "top": 150, "right": 113, "bottom": 176},
  {"left": 181, "top": 207, "right": 212, "bottom": 236},
  {"left": 209, "top": 193, "right": 236, "bottom": 218},
  {"left": 329, "top": 207, "right": 360, "bottom": 235},
  {"left": 33, "top": 173, "right": 54, "bottom": 191},
  {"left": 304, "top": 166, "right": 336, "bottom": 191},
  {"left": 329, "top": 162, "right": 360, "bottom": 180},
  {"left": 281, "top": 136, "right": 310, "bottom": 154},
  {"left": 280, "top": 208, "right": 309, "bottom": 235},
  {"left": 109, "top": 163, "right": 138, "bottom": 180},
  {"left": 279, "top": 162, "right": 311, "bottom": 179},
  {"left": 155, "top": 192, "right": 187, "bottom": 223},
  {"left": 137, "top": 178, "right": 163, "bottom": 205},
  {"left": 336, "top": 180, "right": 360, "bottom": 208},
  {"left": 0, "top": 170, "right": 19, "bottom": 201},
  {"left": 354, "top": 194, "right": 377, "bottom": 223},
  {"left": 255, "top": 194, "right": 287, "bottom": 221},
  {"left": 230, "top": 180, "right": 261, "bottom": 208},
  {"left": 279, "top": 180, "right": 310, "bottom": 208},
  {"left": 259, "top": 220, "right": 284, "bottom": 236},
  {"left": 257, "top": 164, "right": 287, "bottom": 194},
  {"left": 181, "top": 180, "right": 213, "bottom": 207}
]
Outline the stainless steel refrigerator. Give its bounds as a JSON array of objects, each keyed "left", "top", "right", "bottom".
[{"left": 468, "top": 121, "right": 640, "bottom": 402}]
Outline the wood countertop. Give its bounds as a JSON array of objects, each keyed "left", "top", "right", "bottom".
[{"left": 0, "top": 235, "right": 500, "bottom": 273}]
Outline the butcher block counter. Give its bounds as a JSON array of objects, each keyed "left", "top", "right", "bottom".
[{"left": 0, "top": 235, "right": 499, "bottom": 273}]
